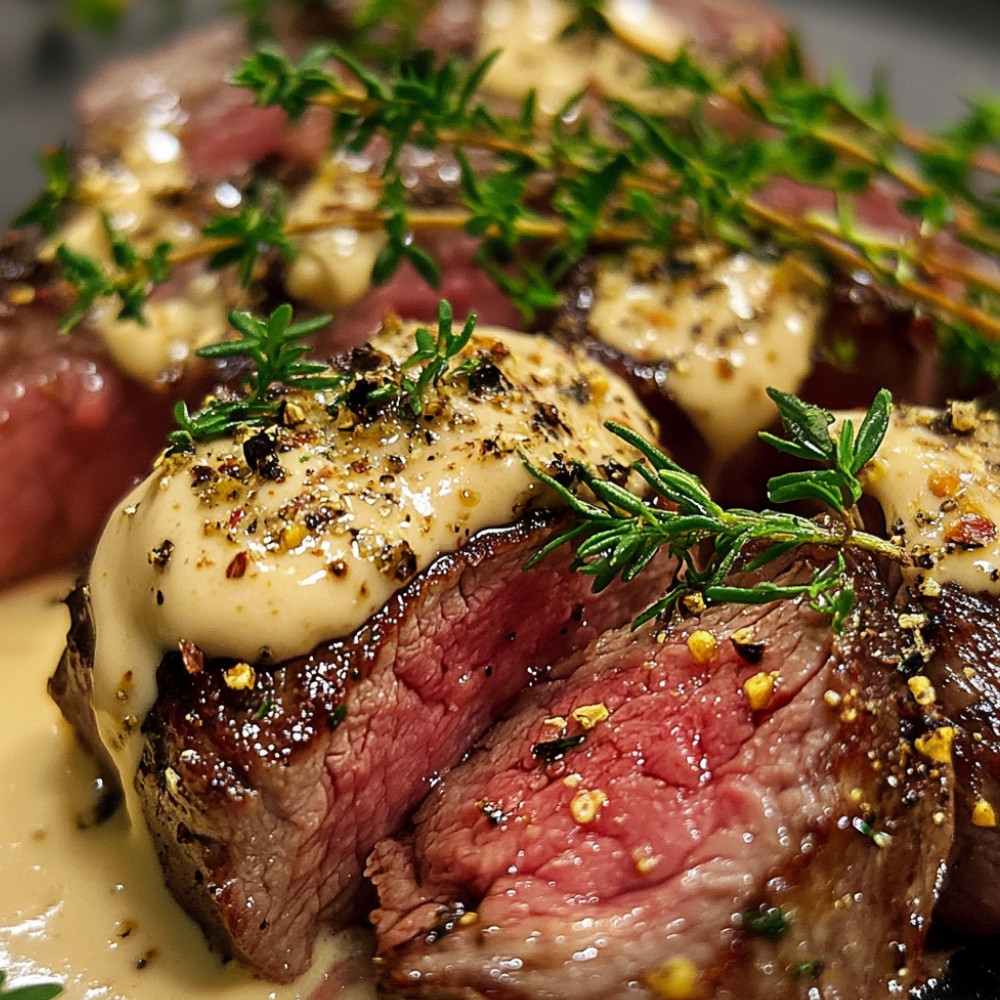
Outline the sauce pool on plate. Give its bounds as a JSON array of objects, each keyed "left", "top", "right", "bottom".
[{"left": 0, "top": 573, "right": 375, "bottom": 999}]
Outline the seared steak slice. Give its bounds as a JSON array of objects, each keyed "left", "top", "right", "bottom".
[
  {"left": 920, "top": 582, "right": 1000, "bottom": 935},
  {"left": 131, "top": 511, "right": 676, "bottom": 981},
  {"left": 369, "top": 554, "right": 952, "bottom": 999}
]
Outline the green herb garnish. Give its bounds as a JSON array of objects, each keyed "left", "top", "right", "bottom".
[
  {"left": 397, "top": 300, "right": 480, "bottom": 416},
  {"left": 0, "top": 970, "right": 63, "bottom": 1000},
  {"left": 168, "top": 299, "right": 481, "bottom": 448},
  {"left": 741, "top": 904, "right": 791, "bottom": 941},
  {"left": 27, "top": 1, "right": 1000, "bottom": 382},
  {"left": 167, "top": 304, "right": 337, "bottom": 453},
  {"left": 525, "top": 390, "right": 901, "bottom": 631},
  {"left": 11, "top": 145, "right": 73, "bottom": 235}
]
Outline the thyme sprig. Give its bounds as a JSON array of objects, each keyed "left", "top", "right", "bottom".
[
  {"left": 167, "top": 303, "right": 336, "bottom": 452},
  {"left": 396, "top": 300, "right": 480, "bottom": 416},
  {"left": 167, "top": 299, "right": 481, "bottom": 448},
  {"left": 11, "top": 144, "right": 74, "bottom": 235},
  {"left": 223, "top": 26, "right": 1000, "bottom": 346},
  {"left": 526, "top": 391, "right": 901, "bottom": 630},
  {"left": 27, "top": 0, "right": 1000, "bottom": 380},
  {"left": 54, "top": 214, "right": 170, "bottom": 334}
]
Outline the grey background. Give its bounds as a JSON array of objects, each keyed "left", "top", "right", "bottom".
[{"left": 2, "top": 0, "right": 1000, "bottom": 225}]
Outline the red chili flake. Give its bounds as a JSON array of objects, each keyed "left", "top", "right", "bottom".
[
  {"left": 226, "top": 550, "right": 249, "bottom": 579},
  {"left": 945, "top": 513, "right": 997, "bottom": 550},
  {"left": 179, "top": 640, "right": 204, "bottom": 675},
  {"left": 228, "top": 507, "right": 246, "bottom": 529}
]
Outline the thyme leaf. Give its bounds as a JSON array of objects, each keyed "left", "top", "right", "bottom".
[
  {"left": 11, "top": 144, "right": 73, "bottom": 235},
  {"left": 0, "top": 970, "right": 62, "bottom": 1000},
  {"left": 200, "top": 188, "right": 294, "bottom": 285},
  {"left": 397, "top": 300, "right": 480, "bottom": 416}
]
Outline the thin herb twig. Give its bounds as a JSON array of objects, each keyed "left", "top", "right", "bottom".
[{"left": 167, "top": 304, "right": 337, "bottom": 452}]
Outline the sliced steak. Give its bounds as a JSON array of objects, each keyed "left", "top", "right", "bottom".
[
  {"left": 129, "top": 511, "right": 677, "bottom": 981},
  {"left": 369, "top": 553, "right": 953, "bottom": 999},
  {"left": 920, "top": 583, "right": 1000, "bottom": 935}
]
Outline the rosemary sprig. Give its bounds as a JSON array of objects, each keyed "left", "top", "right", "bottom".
[{"left": 526, "top": 391, "right": 901, "bottom": 630}]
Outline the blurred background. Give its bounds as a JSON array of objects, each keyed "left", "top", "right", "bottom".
[{"left": 1, "top": 0, "right": 1000, "bottom": 226}]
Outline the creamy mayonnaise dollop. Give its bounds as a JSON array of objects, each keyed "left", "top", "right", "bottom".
[
  {"left": 479, "top": 0, "right": 691, "bottom": 115},
  {"left": 88, "top": 320, "right": 656, "bottom": 777},
  {"left": 861, "top": 400, "right": 1000, "bottom": 595},
  {"left": 49, "top": 120, "right": 235, "bottom": 385},
  {"left": 284, "top": 155, "right": 387, "bottom": 313},
  {"left": 586, "top": 248, "right": 827, "bottom": 459}
]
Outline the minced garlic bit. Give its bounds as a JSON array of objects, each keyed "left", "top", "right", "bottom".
[
  {"left": 562, "top": 773, "right": 583, "bottom": 789},
  {"left": 647, "top": 956, "right": 701, "bottom": 1000},
  {"left": 164, "top": 767, "right": 181, "bottom": 797},
  {"left": 571, "top": 703, "right": 610, "bottom": 730},
  {"left": 457, "top": 911, "right": 479, "bottom": 927},
  {"left": 972, "top": 798, "right": 997, "bottom": 828},
  {"left": 823, "top": 689, "right": 843, "bottom": 708},
  {"left": 224, "top": 662, "right": 257, "bottom": 691},
  {"left": 743, "top": 671, "right": 778, "bottom": 712},
  {"left": 569, "top": 788, "right": 608, "bottom": 825},
  {"left": 872, "top": 830, "right": 893, "bottom": 849},
  {"left": 633, "top": 847, "right": 661, "bottom": 875},
  {"left": 687, "top": 630, "right": 717, "bottom": 665},
  {"left": 915, "top": 726, "right": 955, "bottom": 765},
  {"left": 543, "top": 716, "right": 568, "bottom": 729},
  {"left": 681, "top": 592, "right": 706, "bottom": 614},
  {"left": 906, "top": 675, "right": 937, "bottom": 707}
]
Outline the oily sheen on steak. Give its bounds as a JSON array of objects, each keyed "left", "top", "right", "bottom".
[{"left": 369, "top": 553, "right": 953, "bottom": 1000}]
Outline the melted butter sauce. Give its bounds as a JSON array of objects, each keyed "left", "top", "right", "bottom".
[
  {"left": 48, "top": 119, "right": 232, "bottom": 385},
  {"left": 0, "top": 574, "right": 374, "bottom": 1000},
  {"left": 479, "top": 0, "right": 691, "bottom": 115},
  {"left": 284, "top": 155, "right": 387, "bottom": 313}
]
